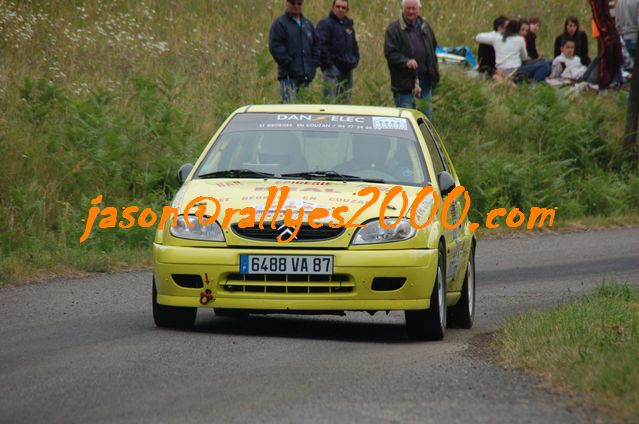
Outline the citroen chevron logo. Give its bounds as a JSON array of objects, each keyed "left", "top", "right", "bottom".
[{"left": 277, "top": 224, "right": 298, "bottom": 240}]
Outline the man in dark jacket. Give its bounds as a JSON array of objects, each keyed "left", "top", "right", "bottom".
[
  {"left": 316, "top": 0, "right": 360, "bottom": 103},
  {"left": 269, "top": 0, "right": 320, "bottom": 103},
  {"left": 384, "top": 0, "right": 440, "bottom": 120}
]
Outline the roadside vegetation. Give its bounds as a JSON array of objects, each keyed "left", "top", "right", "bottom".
[
  {"left": 1, "top": 1, "right": 637, "bottom": 283},
  {"left": 496, "top": 283, "right": 639, "bottom": 423}
]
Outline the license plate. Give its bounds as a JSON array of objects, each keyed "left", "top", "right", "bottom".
[{"left": 239, "top": 255, "right": 333, "bottom": 275}]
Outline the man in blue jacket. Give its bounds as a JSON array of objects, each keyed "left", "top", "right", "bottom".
[
  {"left": 316, "top": 0, "right": 360, "bottom": 103},
  {"left": 269, "top": 0, "right": 320, "bottom": 103}
]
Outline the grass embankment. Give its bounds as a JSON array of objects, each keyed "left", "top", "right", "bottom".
[
  {"left": 1, "top": 1, "right": 638, "bottom": 284},
  {"left": 496, "top": 283, "right": 639, "bottom": 423}
]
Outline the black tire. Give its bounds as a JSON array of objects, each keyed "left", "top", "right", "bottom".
[
  {"left": 447, "top": 243, "right": 476, "bottom": 329},
  {"left": 405, "top": 247, "right": 447, "bottom": 340},
  {"left": 152, "top": 279, "right": 197, "bottom": 329}
]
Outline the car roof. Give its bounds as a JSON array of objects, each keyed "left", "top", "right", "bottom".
[{"left": 237, "top": 104, "right": 422, "bottom": 119}]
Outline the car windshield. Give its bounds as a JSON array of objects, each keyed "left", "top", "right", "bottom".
[{"left": 194, "top": 113, "right": 429, "bottom": 186}]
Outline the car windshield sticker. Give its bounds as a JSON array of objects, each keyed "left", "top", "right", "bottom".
[
  {"left": 372, "top": 117, "right": 408, "bottom": 131},
  {"left": 223, "top": 113, "right": 416, "bottom": 140}
]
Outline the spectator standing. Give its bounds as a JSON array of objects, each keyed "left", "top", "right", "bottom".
[
  {"left": 553, "top": 17, "right": 591, "bottom": 65},
  {"left": 269, "top": 0, "right": 320, "bottom": 103},
  {"left": 526, "top": 17, "right": 541, "bottom": 59},
  {"left": 384, "top": 0, "right": 440, "bottom": 120},
  {"left": 316, "top": 0, "right": 360, "bottom": 103},
  {"left": 477, "top": 16, "right": 509, "bottom": 76},
  {"left": 589, "top": 0, "right": 624, "bottom": 88},
  {"left": 616, "top": 0, "right": 639, "bottom": 59}
]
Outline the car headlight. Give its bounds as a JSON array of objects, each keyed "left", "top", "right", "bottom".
[
  {"left": 351, "top": 218, "right": 416, "bottom": 245},
  {"left": 170, "top": 215, "right": 225, "bottom": 242}
]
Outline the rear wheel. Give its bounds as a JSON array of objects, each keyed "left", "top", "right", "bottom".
[
  {"left": 152, "top": 278, "right": 197, "bottom": 329},
  {"left": 447, "top": 243, "right": 476, "bottom": 329},
  {"left": 405, "top": 247, "right": 447, "bottom": 340}
]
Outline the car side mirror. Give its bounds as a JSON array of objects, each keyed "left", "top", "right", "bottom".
[
  {"left": 177, "top": 163, "right": 194, "bottom": 185},
  {"left": 437, "top": 171, "right": 456, "bottom": 197}
]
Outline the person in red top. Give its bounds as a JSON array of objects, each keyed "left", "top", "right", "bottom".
[{"left": 589, "top": 0, "right": 624, "bottom": 87}]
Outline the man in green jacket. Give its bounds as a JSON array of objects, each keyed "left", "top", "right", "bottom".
[{"left": 384, "top": 0, "right": 440, "bottom": 120}]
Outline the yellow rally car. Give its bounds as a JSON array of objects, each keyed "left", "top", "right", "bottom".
[{"left": 153, "top": 105, "right": 476, "bottom": 340}]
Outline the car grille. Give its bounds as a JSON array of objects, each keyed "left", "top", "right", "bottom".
[
  {"left": 221, "top": 273, "right": 354, "bottom": 295},
  {"left": 231, "top": 223, "right": 344, "bottom": 242}
]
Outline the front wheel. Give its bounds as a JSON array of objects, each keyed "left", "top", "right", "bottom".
[
  {"left": 447, "top": 243, "right": 476, "bottom": 329},
  {"left": 405, "top": 248, "right": 447, "bottom": 340},
  {"left": 152, "top": 278, "right": 197, "bottom": 329}
]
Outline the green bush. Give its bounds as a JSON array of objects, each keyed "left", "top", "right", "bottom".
[
  {"left": 436, "top": 76, "right": 632, "bottom": 222},
  {"left": 2, "top": 76, "right": 202, "bottom": 260}
]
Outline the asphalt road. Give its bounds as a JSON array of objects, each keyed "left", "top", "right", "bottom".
[{"left": 1, "top": 228, "right": 638, "bottom": 423}]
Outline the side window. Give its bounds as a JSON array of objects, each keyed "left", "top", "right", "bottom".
[
  {"left": 427, "top": 125, "right": 454, "bottom": 173},
  {"left": 419, "top": 121, "right": 446, "bottom": 175}
]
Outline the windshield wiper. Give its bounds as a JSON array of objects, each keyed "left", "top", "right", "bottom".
[
  {"left": 197, "top": 169, "right": 275, "bottom": 179},
  {"left": 281, "top": 170, "right": 386, "bottom": 184}
]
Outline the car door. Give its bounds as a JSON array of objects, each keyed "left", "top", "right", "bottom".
[{"left": 418, "top": 119, "right": 462, "bottom": 289}]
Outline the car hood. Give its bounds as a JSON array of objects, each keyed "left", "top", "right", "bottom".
[
  {"left": 164, "top": 179, "right": 437, "bottom": 248},
  {"left": 172, "top": 179, "right": 428, "bottom": 225}
]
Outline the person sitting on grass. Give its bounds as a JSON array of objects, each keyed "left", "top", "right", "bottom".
[
  {"left": 476, "top": 20, "right": 526, "bottom": 82},
  {"left": 514, "top": 17, "right": 552, "bottom": 82},
  {"left": 526, "top": 17, "right": 542, "bottom": 59},
  {"left": 476, "top": 20, "right": 551, "bottom": 83},
  {"left": 518, "top": 18, "right": 533, "bottom": 64},
  {"left": 554, "top": 16, "right": 591, "bottom": 66},
  {"left": 519, "top": 18, "right": 530, "bottom": 40},
  {"left": 477, "top": 15, "right": 509, "bottom": 77},
  {"left": 547, "top": 39, "right": 588, "bottom": 84}
]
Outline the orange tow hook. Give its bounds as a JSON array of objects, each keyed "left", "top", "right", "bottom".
[{"left": 200, "top": 289, "right": 214, "bottom": 305}]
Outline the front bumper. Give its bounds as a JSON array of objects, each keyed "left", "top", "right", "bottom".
[{"left": 153, "top": 244, "right": 438, "bottom": 311}]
